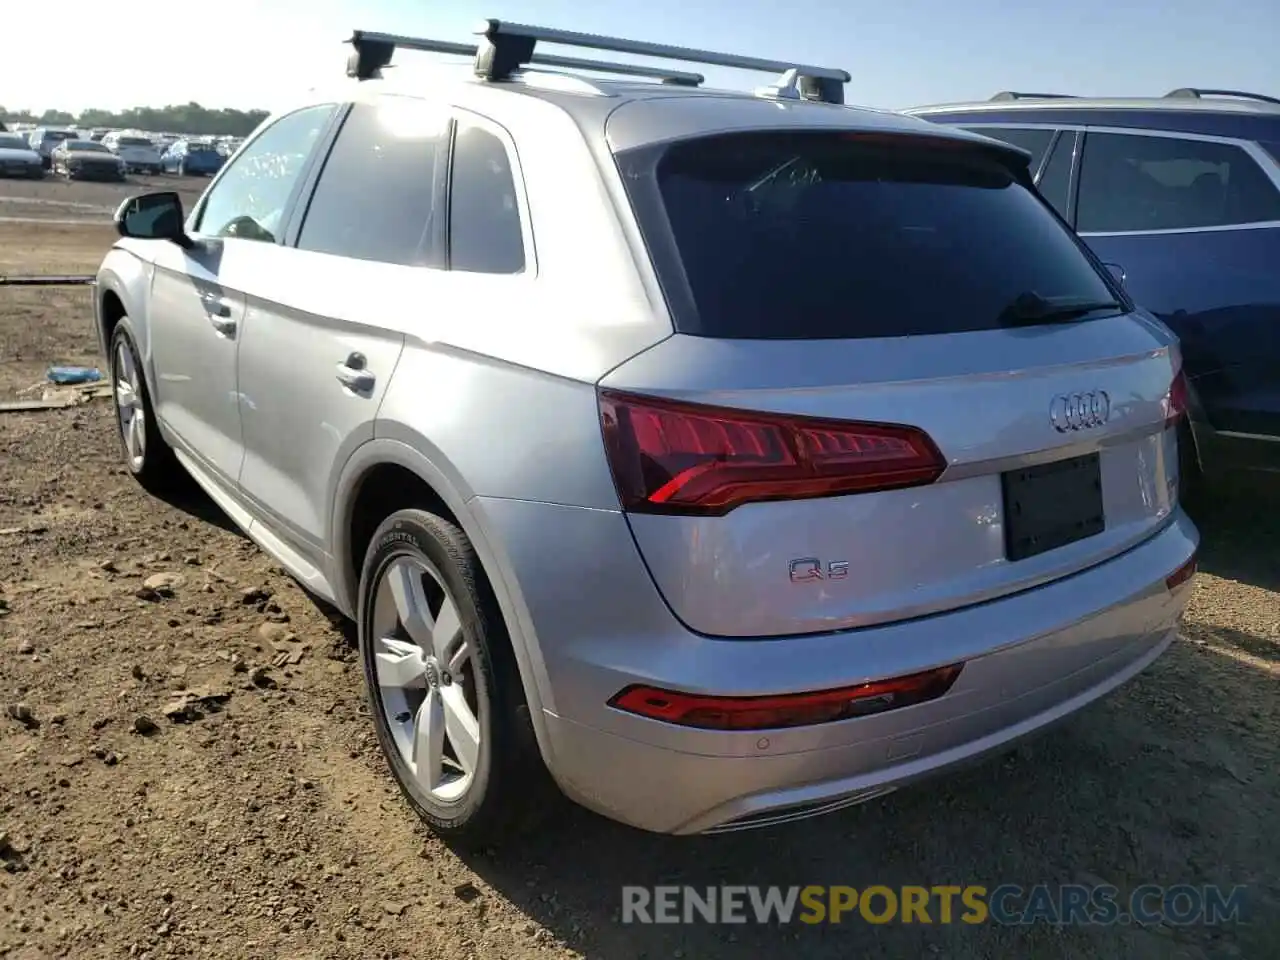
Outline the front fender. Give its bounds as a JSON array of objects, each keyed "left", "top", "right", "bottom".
[
  {"left": 95, "top": 245, "right": 156, "bottom": 383},
  {"left": 329, "top": 438, "right": 559, "bottom": 730}
]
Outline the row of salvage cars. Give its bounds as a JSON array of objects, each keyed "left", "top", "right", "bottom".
[{"left": 0, "top": 126, "right": 228, "bottom": 181}]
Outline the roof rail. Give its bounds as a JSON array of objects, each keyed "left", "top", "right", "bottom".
[
  {"left": 346, "top": 33, "right": 704, "bottom": 86},
  {"left": 348, "top": 19, "right": 851, "bottom": 104},
  {"left": 989, "top": 91, "right": 1077, "bottom": 101},
  {"left": 1164, "top": 87, "right": 1280, "bottom": 106}
]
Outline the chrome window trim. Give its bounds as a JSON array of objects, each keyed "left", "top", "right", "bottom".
[{"left": 1079, "top": 219, "right": 1280, "bottom": 238}]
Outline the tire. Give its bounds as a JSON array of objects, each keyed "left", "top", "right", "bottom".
[
  {"left": 358, "top": 508, "right": 553, "bottom": 846},
  {"left": 108, "top": 323, "right": 184, "bottom": 494}
]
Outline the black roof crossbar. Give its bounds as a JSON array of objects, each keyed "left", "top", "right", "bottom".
[
  {"left": 1164, "top": 87, "right": 1280, "bottom": 106},
  {"left": 347, "top": 32, "right": 704, "bottom": 86},
  {"left": 989, "top": 91, "right": 1077, "bottom": 101},
  {"left": 348, "top": 20, "right": 851, "bottom": 104}
]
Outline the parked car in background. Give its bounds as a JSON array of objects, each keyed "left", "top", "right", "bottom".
[
  {"left": 51, "top": 138, "right": 125, "bottom": 181},
  {"left": 161, "top": 138, "right": 225, "bottom": 176},
  {"left": 0, "top": 132, "right": 44, "bottom": 178},
  {"left": 908, "top": 89, "right": 1280, "bottom": 487},
  {"left": 103, "top": 132, "right": 164, "bottom": 174},
  {"left": 27, "top": 127, "right": 79, "bottom": 169},
  {"left": 96, "top": 23, "right": 1197, "bottom": 843}
]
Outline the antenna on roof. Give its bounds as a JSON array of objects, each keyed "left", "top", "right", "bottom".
[
  {"left": 989, "top": 91, "right": 1077, "bottom": 101},
  {"left": 1164, "top": 87, "right": 1280, "bottom": 106},
  {"left": 347, "top": 19, "right": 850, "bottom": 104}
]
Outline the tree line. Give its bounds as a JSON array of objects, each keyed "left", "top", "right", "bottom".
[{"left": 0, "top": 103, "right": 269, "bottom": 137}]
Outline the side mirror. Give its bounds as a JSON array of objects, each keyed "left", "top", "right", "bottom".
[
  {"left": 1103, "top": 262, "right": 1126, "bottom": 285},
  {"left": 114, "top": 192, "right": 191, "bottom": 248}
]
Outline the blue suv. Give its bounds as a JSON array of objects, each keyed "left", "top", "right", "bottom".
[
  {"left": 161, "top": 138, "right": 226, "bottom": 177},
  {"left": 908, "top": 89, "right": 1280, "bottom": 486}
]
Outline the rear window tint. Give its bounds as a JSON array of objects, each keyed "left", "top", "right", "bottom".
[{"left": 618, "top": 132, "right": 1118, "bottom": 340}]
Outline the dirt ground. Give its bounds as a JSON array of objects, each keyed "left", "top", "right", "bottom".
[{"left": 0, "top": 176, "right": 1277, "bottom": 960}]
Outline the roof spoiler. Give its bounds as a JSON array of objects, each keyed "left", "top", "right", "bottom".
[{"left": 346, "top": 19, "right": 851, "bottom": 104}]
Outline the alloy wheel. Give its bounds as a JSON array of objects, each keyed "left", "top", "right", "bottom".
[
  {"left": 371, "top": 555, "right": 483, "bottom": 803},
  {"left": 113, "top": 340, "right": 146, "bottom": 471}
]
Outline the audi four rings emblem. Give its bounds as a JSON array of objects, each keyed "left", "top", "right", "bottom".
[{"left": 1049, "top": 390, "right": 1111, "bottom": 432}]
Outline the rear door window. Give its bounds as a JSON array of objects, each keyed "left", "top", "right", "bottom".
[
  {"left": 617, "top": 131, "right": 1118, "bottom": 340},
  {"left": 296, "top": 98, "right": 449, "bottom": 266},
  {"left": 1077, "top": 132, "right": 1280, "bottom": 232},
  {"left": 962, "top": 126, "right": 1055, "bottom": 174}
]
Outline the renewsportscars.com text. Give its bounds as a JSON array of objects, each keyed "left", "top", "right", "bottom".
[{"left": 621, "top": 884, "right": 1247, "bottom": 926}]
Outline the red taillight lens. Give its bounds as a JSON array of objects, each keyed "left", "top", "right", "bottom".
[
  {"left": 598, "top": 390, "right": 945, "bottom": 516},
  {"left": 1166, "top": 554, "right": 1197, "bottom": 591},
  {"left": 609, "top": 664, "right": 965, "bottom": 731},
  {"left": 1165, "top": 369, "right": 1190, "bottom": 426}
]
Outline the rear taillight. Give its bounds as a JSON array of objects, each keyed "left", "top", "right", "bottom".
[
  {"left": 1165, "top": 369, "right": 1190, "bottom": 426},
  {"left": 609, "top": 664, "right": 965, "bottom": 731},
  {"left": 598, "top": 390, "right": 945, "bottom": 516}
]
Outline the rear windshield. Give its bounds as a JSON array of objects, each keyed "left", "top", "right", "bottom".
[
  {"left": 118, "top": 137, "right": 153, "bottom": 148},
  {"left": 618, "top": 132, "right": 1120, "bottom": 339}
]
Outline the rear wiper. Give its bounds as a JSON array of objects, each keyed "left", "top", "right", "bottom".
[{"left": 997, "top": 292, "right": 1125, "bottom": 326}]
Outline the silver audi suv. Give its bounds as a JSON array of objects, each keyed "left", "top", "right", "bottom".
[{"left": 94, "top": 20, "right": 1199, "bottom": 841}]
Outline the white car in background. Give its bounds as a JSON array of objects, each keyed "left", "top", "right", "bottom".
[{"left": 102, "top": 131, "right": 164, "bottom": 175}]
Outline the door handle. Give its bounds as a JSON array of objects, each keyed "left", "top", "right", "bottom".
[
  {"left": 335, "top": 352, "right": 375, "bottom": 393},
  {"left": 200, "top": 293, "right": 232, "bottom": 318}
]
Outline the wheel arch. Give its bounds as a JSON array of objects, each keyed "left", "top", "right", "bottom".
[
  {"left": 96, "top": 258, "right": 162, "bottom": 401},
  {"left": 331, "top": 438, "right": 559, "bottom": 763}
]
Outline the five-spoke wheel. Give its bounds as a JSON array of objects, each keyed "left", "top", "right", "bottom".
[
  {"left": 372, "top": 556, "right": 483, "bottom": 803},
  {"left": 114, "top": 337, "right": 147, "bottom": 472},
  {"left": 359, "top": 508, "right": 552, "bottom": 844},
  {"left": 108, "top": 323, "right": 182, "bottom": 492}
]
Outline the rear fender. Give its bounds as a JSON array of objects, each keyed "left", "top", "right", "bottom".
[{"left": 329, "top": 438, "right": 558, "bottom": 760}]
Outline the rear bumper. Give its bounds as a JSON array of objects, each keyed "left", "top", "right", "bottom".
[
  {"left": 550, "top": 626, "right": 1173, "bottom": 834},
  {"left": 472, "top": 497, "right": 1198, "bottom": 834}
]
